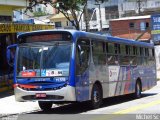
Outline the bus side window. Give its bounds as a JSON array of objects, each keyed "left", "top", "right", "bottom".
[
  {"left": 120, "top": 44, "right": 126, "bottom": 55},
  {"left": 106, "top": 43, "right": 108, "bottom": 53},
  {"left": 114, "top": 43, "right": 120, "bottom": 54},
  {"left": 119, "top": 45, "right": 130, "bottom": 65},
  {"left": 126, "top": 45, "right": 130, "bottom": 55},
  {"left": 139, "top": 47, "right": 145, "bottom": 65},
  {"left": 130, "top": 46, "right": 138, "bottom": 65},
  {"left": 76, "top": 38, "right": 90, "bottom": 75},
  {"left": 152, "top": 49, "right": 155, "bottom": 57},
  {"left": 108, "top": 43, "right": 114, "bottom": 54},
  {"left": 92, "top": 41, "right": 106, "bottom": 65},
  {"left": 133, "top": 46, "right": 138, "bottom": 55},
  {"left": 149, "top": 48, "right": 153, "bottom": 57},
  {"left": 107, "top": 43, "right": 118, "bottom": 65},
  {"left": 140, "top": 47, "right": 144, "bottom": 56}
]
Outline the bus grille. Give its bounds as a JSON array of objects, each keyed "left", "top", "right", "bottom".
[{"left": 22, "top": 95, "right": 64, "bottom": 100}]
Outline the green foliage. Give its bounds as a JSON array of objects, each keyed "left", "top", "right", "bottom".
[
  {"left": 33, "top": 11, "right": 48, "bottom": 17},
  {"left": 51, "top": 0, "right": 87, "bottom": 30},
  {"left": 28, "top": 0, "right": 88, "bottom": 30},
  {"left": 54, "top": 0, "right": 86, "bottom": 11}
]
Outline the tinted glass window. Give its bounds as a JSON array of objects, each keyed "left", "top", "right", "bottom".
[
  {"left": 108, "top": 43, "right": 114, "bottom": 54},
  {"left": 92, "top": 41, "right": 106, "bottom": 65},
  {"left": 76, "top": 38, "right": 90, "bottom": 75}
]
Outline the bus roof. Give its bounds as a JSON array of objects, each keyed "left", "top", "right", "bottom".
[
  {"left": 18, "top": 29, "right": 154, "bottom": 48},
  {"left": 106, "top": 36, "right": 154, "bottom": 48}
]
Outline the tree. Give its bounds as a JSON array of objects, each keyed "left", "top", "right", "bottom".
[
  {"left": 54, "top": 0, "right": 87, "bottom": 30},
  {"left": 27, "top": 0, "right": 87, "bottom": 30}
]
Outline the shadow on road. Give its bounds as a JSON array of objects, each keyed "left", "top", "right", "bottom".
[{"left": 28, "top": 93, "right": 157, "bottom": 114}]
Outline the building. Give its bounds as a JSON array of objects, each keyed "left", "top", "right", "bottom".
[
  {"left": 0, "top": 0, "right": 26, "bottom": 91},
  {"left": 0, "top": 0, "right": 27, "bottom": 22},
  {"left": 109, "top": 14, "right": 160, "bottom": 79},
  {"left": 119, "top": 0, "right": 160, "bottom": 17},
  {"left": 0, "top": 0, "right": 53, "bottom": 92},
  {"left": 13, "top": 1, "right": 54, "bottom": 22},
  {"left": 81, "top": 0, "right": 119, "bottom": 32},
  {"left": 110, "top": 15, "right": 151, "bottom": 41},
  {"left": 49, "top": 13, "right": 74, "bottom": 29}
]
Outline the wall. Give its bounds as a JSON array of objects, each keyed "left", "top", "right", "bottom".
[
  {"left": 0, "top": 0, "right": 26, "bottom": 7},
  {"left": 0, "top": 0, "right": 26, "bottom": 21},
  {"left": 119, "top": 0, "right": 160, "bottom": 17},
  {"left": 110, "top": 17, "right": 151, "bottom": 41}
]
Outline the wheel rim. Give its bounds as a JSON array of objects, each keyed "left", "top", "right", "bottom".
[
  {"left": 136, "top": 83, "right": 140, "bottom": 97},
  {"left": 93, "top": 89, "right": 100, "bottom": 103}
]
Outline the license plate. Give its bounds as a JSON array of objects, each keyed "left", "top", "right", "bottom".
[{"left": 36, "top": 93, "right": 46, "bottom": 98}]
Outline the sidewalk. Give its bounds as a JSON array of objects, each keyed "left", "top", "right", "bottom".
[{"left": 0, "top": 91, "right": 40, "bottom": 115}]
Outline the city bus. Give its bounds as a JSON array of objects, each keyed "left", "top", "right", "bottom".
[{"left": 7, "top": 29, "right": 157, "bottom": 110}]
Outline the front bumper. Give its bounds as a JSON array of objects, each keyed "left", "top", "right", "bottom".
[{"left": 14, "top": 85, "right": 76, "bottom": 102}]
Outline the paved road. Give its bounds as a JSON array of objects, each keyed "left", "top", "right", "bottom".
[{"left": 1, "top": 81, "right": 160, "bottom": 120}]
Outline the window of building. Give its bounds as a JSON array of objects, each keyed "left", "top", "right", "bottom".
[
  {"left": 66, "top": 21, "right": 68, "bottom": 26},
  {"left": 0, "top": 16, "right": 12, "bottom": 22},
  {"left": 37, "top": 8, "right": 42, "bottom": 12},
  {"left": 55, "top": 22, "right": 62, "bottom": 27},
  {"left": 105, "top": 6, "right": 119, "bottom": 20},
  {"left": 129, "top": 22, "right": 135, "bottom": 29},
  {"left": 70, "top": 20, "right": 74, "bottom": 26},
  {"left": 146, "top": 22, "right": 149, "bottom": 29},
  {"left": 140, "top": 22, "right": 149, "bottom": 31}
]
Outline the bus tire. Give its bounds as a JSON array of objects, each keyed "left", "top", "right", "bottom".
[
  {"left": 38, "top": 101, "right": 52, "bottom": 111},
  {"left": 134, "top": 81, "right": 142, "bottom": 98},
  {"left": 91, "top": 83, "right": 102, "bottom": 109}
]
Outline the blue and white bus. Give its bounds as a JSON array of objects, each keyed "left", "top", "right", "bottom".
[{"left": 7, "top": 30, "right": 157, "bottom": 110}]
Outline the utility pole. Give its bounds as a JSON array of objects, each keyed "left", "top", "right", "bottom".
[
  {"left": 95, "top": 3, "right": 102, "bottom": 32},
  {"left": 137, "top": 0, "right": 142, "bottom": 15},
  {"left": 84, "top": 0, "right": 89, "bottom": 32}
]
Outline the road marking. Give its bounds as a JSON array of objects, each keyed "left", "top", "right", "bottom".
[{"left": 113, "top": 99, "right": 160, "bottom": 114}]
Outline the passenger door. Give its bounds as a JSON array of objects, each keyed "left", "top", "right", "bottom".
[{"left": 75, "top": 38, "right": 90, "bottom": 101}]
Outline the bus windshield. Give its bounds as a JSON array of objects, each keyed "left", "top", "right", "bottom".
[{"left": 17, "top": 43, "right": 71, "bottom": 77}]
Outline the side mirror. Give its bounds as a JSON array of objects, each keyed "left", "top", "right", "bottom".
[{"left": 6, "top": 44, "right": 17, "bottom": 67}]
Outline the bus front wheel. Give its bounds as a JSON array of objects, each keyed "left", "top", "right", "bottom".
[
  {"left": 38, "top": 101, "right": 53, "bottom": 111},
  {"left": 91, "top": 83, "right": 102, "bottom": 109}
]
